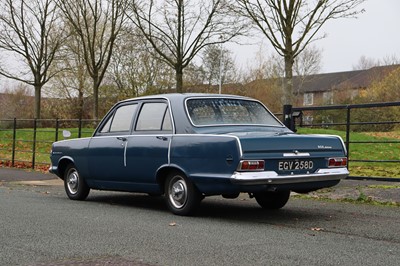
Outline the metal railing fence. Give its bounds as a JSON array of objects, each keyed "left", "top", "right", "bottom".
[
  {"left": 290, "top": 101, "right": 400, "bottom": 181},
  {"left": 1, "top": 101, "right": 399, "bottom": 181},
  {"left": 0, "top": 118, "right": 99, "bottom": 169}
]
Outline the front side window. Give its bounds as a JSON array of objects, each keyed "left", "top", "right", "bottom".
[
  {"left": 186, "top": 98, "right": 282, "bottom": 127},
  {"left": 100, "top": 104, "right": 138, "bottom": 133}
]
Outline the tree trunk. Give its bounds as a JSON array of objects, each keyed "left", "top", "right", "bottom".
[
  {"left": 78, "top": 90, "right": 84, "bottom": 120},
  {"left": 283, "top": 54, "right": 294, "bottom": 105},
  {"left": 283, "top": 53, "right": 295, "bottom": 129},
  {"left": 77, "top": 70, "right": 85, "bottom": 120},
  {"left": 93, "top": 76, "right": 99, "bottom": 120},
  {"left": 175, "top": 66, "right": 183, "bottom": 93},
  {"left": 34, "top": 85, "right": 41, "bottom": 119}
]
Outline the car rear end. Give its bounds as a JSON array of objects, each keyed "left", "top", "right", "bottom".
[{"left": 230, "top": 132, "right": 349, "bottom": 193}]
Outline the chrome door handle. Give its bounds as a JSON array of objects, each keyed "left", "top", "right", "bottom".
[{"left": 156, "top": 136, "right": 168, "bottom": 141}]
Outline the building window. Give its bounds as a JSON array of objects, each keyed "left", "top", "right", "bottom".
[
  {"left": 303, "top": 93, "right": 314, "bottom": 106},
  {"left": 323, "top": 91, "right": 334, "bottom": 105}
]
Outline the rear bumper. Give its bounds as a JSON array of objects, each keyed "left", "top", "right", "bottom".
[{"left": 230, "top": 168, "right": 349, "bottom": 185}]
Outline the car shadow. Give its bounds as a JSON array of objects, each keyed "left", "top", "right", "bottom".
[
  {"left": 87, "top": 191, "right": 168, "bottom": 212},
  {"left": 198, "top": 197, "right": 335, "bottom": 225},
  {"left": 84, "top": 191, "right": 335, "bottom": 225}
]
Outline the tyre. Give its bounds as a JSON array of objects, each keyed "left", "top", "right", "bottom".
[
  {"left": 254, "top": 190, "right": 290, "bottom": 210},
  {"left": 165, "top": 171, "right": 202, "bottom": 216},
  {"left": 64, "top": 163, "right": 90, "bottom": 200}
]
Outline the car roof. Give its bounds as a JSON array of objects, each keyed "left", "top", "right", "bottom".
[{"left": 118, "top": 93, "right": 253, "bottom": 104}]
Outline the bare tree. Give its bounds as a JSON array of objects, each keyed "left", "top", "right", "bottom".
[
  {"left": 352, "top": 55, "right": 380, "bottom": 70},
  {"left": 0, "top": 0, "right": 62, "bottom": 118},
  {"left": 235, "top": 0, "right": 365, "bottom": 106},
  {"left": 108, "top": 27, "right": 175, "bottom": 98},
  {"left": 57, "top": 0, "right": 126, "bottom": 119},
  {"left": 293, "top": 45, "right": 322, "bottom": 98},
  {"left": 240, "top": 45, "right": 283, "bottom": 83},
  {"left": 46, "top": 23, "right": 92, "bottom": 120},
  {"left": 382, "top": 54, "right": 400, "bottom": 66},
  {"left": 0, "top": 84, "right": 34, "bottom": 119},
  {"left": 294, "top": 45, "right": 322, "bottom": 77},
  {"left": 353, "top": 54, "right": 400, "bottom": 70},
  {"left": 126, "top": 0, "right": 245, "bottom": 92},
  {"left": 200, "top": 44, "right": 237, "bottom": 89}
]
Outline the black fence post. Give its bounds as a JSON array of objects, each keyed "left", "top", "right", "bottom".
[
  {"left": 283, "top": 104, "right": 292, "bottom": 130},
  {"left": 11, "top": 118, "right": 16, "bottom": 167},
  {"left": 78, "top": 119, "right": 82, "bottom": 138},
  {"left": 32, "top": 119, "right": 37, "bottom": 169},
  {"left": 346, "top": 107, "right": 351, "bottom": 166},
  {"left": 55, "top": 118, "right": 59, "bottom": 142}
]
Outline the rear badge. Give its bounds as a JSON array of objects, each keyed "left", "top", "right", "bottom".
[{"left": 318, "top": 145, "right": 332, "bottom": 149}]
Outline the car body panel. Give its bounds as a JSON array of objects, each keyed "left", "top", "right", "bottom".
[{"left": 168, "top": 134, "right": 242, "bottom": 194}]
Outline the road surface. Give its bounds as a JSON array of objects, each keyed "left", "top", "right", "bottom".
[{"left": 1, "top": 177, "right": 400, "bottom": 265}]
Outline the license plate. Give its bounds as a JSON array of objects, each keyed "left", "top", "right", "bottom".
[{"left": 278, "top": 160, "right": 314, "bottom": 171}]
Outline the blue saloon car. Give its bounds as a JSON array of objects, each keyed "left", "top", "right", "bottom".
[{"left": 50, "top": 94, "right": 349, "bottom": 215}]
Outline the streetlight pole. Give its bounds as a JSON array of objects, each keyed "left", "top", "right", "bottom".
[{"left": 218, "top": 38, "right": 223, "bottom": 94}]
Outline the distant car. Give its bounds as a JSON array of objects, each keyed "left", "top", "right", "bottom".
[{"left": 49, "top": 93, "right": 349, "bottom": 215}]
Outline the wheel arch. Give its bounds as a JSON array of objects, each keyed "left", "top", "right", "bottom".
[
  {"left": 57, "top": 157, "right": 75, "bottom": 180},
  {"left": 156, "top": 165, "right": 192, "bottom": 194}
]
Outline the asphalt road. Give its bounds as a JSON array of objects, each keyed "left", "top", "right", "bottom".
[{"left": 1, "top": 178, "right": 400, "bottom": 266}]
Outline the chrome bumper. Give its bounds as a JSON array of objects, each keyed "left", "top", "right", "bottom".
[
  {"left": 48, "top": 164, "right": 58, "bottom": 176},
  {"left": 230, "top": 168, "right": 349, "bottom": 185}
]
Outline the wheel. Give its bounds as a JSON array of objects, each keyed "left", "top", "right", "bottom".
[
  {"left": 64, "top": 163, "right": 90, "bottom": 200},
  {"left": 165, "top": 171, "right": 202, "bottom": 216},
  {"left": 254, "top": 190, "right": 290, "bottom": 210}
]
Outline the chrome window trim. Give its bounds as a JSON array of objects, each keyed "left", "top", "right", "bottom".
[{"left": 93, "top": 96, "right": 175, "bottom": 136}]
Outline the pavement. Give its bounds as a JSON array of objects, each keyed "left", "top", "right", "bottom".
[{"left": 1, "top": 166, "right": 399, "bottom": 205}]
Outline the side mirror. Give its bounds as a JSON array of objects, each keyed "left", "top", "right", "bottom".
[{"left": 63, "top": 130, "right": 72, "bottom": 139}]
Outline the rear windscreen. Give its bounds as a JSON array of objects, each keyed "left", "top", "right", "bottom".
[{"left": 186, "top": 98, "right": 282, "bottom": 127}]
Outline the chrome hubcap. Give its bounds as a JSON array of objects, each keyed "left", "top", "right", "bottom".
[
  {"left": 169, "top": 177, "right": 187, "bottom": 209},
  {"left": 66, "top": 170, "right": 79, "bottom": 195}
]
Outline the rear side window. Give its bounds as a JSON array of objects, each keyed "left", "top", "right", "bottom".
[
  {"left": 136, "top": 102, "right": 172, "bottom": 132},
  {"left": 100, "top": 104, "right": 138, "bottom": 133}
]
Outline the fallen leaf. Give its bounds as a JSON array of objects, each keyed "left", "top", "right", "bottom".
[{"left": 311, "top": 227, "right": 323, "bottom": 231}]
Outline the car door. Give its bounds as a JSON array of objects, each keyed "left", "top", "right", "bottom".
[
  {"left": 123, "top": 101, "right": 172, "bottom": 185},
  {"left": 87, "top": 103, "right": 138, "bottom": 185}
]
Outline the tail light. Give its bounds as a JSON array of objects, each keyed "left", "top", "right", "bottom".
[
  {"left": 237, "top": 160, "right": 265, "bottom": 171},
  {"left": 328, "top": 157, "right": 347, "bottom": 168}
]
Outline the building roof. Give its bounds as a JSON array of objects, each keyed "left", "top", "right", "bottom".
[{"left": 294, "top": 64, "right": 400, "bottom": 93}]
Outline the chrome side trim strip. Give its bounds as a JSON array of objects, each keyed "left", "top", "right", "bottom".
[
  {"left": 123, "top": 140, "right": 128, "bottom": 167},
  {"left": 167, "top": 136, "right": 173, "bottom": 165}
]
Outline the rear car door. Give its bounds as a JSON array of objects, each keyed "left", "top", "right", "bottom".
[{"left": 124, "top": 101, "right": 172, "bottom": 184}]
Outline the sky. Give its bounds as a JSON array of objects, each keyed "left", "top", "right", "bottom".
[
  {"left": 1, "top": 0, "right": 399, "bottom": 91},
  {"left": 230, "top": 0, "right": 400, "bottom": 74}
]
